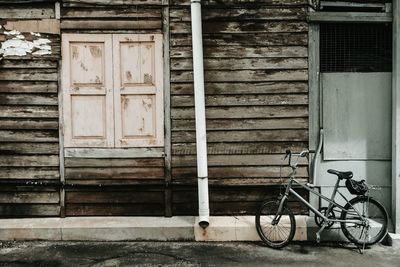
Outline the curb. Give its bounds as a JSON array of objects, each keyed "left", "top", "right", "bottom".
[{"left": 0, "top": 216, "right": 391, "bottom": 242}]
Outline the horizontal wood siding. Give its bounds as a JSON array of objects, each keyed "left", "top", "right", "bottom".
[
  {"left": 61, "top": 1, "right": 163, "bottom": 32},
  {"left": 170, "top": 1, "right": 309, "bottom": 215},
  {"left": 0, "top": 1, "right": 60, "bottom": 217},
  {"left": 172, "top": 187, "right": 308, "bottom": 215},
  {"left": 60, "top": 1, "right": 166, "bottom": 216},
  {"left": 65, "top": 187, "right": 164, "bottom": 216}
]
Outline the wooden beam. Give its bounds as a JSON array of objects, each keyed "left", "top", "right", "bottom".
[
  {"left": 55, "top": 2, "right": 60, "bottom": 20},
  {"left": 308, "top": 24, "right": 320, "bottom": 152},
  {"left": 320, "top": 1, "right": 386, "bottom": 9},
  {"left": 58, "top": 58, "right": 65, "bottom": 217},
  {"left": 308, "top": 12, "right": 392, "bottom": 23},
  {"left": 162, "top": 2, "right": 172, "bottom": 218},
  {"left": 64, "top": 148, "right": 165, "bottom": 158}
]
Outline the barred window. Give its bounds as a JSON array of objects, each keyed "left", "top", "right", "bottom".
[{"left": 320, "top": 23, "right": 392, "bottom": 72}]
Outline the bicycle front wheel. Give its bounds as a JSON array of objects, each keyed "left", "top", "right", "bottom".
[
  {"left": 255, "top": 200, "right": 296, "bottom": 249},
  {"left": 340, "top": 196, "right": 388, "bottom": 246}
]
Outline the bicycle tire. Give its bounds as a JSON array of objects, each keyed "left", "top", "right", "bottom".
[
  {"left": 255, "top": 200, "right": 296, "bottom": 249},
  {"left": 340, "top": 196, "right": 388, "bottom": 246}
]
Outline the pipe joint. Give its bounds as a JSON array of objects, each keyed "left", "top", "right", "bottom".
[{"left": 198, "top": 176, "right": 208, "bottom": 180}]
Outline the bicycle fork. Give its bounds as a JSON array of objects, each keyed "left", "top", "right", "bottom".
[{"left": 272, "top": 195, "right": 287, "bottom": 225}]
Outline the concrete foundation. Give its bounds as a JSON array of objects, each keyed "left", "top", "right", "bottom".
[{"left": 0, "top": 216, "right": 394, "bottom": 242}]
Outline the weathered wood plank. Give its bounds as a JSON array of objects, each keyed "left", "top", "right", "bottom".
[
  {"left": 63, "top": 0, "right": 162, "bottom": 6},
  {"left": 171, "top": 129, "right": 308, "bottom": 143},
  {"left": 4, "top": 19, "right": 60, "bottom": 35},
  {"left": 172, "top": 141, "right": 308, "bottom": 155},
  {"left": 62, "top": 7, "right": 162, "bottom": 18},
  {"left": 0, "top": 167, "right": 59, "bottom": 179},
  {"left": 65, "top": 204, "right": 163, "bottom": 216},
  {"left": 172, "top": 188, "right": 308, "bottom": 203},
  {"left": 61, "top": 20, "right": 162, "bottom": 30},
  {"left": 172, "top": 118, "right": 308, "bottom": 131},
  {"left": 170, "top": 0, "right": 308, "bottom": 6},
  {"left": 171, "top": 106, "right": 308, "bottom": 119},
  {"left": 171, "top": 46, "right": 308, "bottom": 58},
  {"left": 0, "top": 119, "right": 58, "bottom": 130},
  {"left": 0, "top": 106, "right": 58, "bottom": 118},
  {"left": 0, "top": 155, "right": 59, "bottom": 167},
  {"left": 0, "top": 192, "right": 59, "bottom": 204},
  {"left": 0, "top": 0, "right": 57, "bottom": 3},
  {"left": 0, "top": 204, "right": 60, "bottom": 216},
  {"left": 171, "top": 21, "right": 308, "bottom": 34},
  {"left": 66, "top": 191, "right": 164, "bottom": 203},
  {"left": 171, "top": 82, "right": 308, "bottom": 95},
  {"left": 65, "top": 158, "right": 165, "bottom": 167},
  {"left": 0, "top": 143, "right": 59, "bottom": 154},
  {"left": 173, "top": 201, "right": 307, "bottom": 215},
  {"left": 64, "top": 148, "right": 164, "bottom": 158},
  {"left": 0, "top": 69, "right": 58, "bottom": 81},
  {"left": 65, "top": 167, "right": 165, "bottom": 179},
  {"left": 172, "top": 166, "right": 308, "bottom": 179},
  {"left": 0, "top": 94, "right": 58, "bottom": 105},
  {"left": 0, "top": 130, "right": 58, "bottom": 142},
  {"left": 171, "top": 58, "right": 308, "bottom": 70},
  {"left": 170, "top": 7, "right": 307, "bottom": 21},
  {"left": 0, "top": 60, "right": 58, "bottom": 69},
  {"left": 1, "top": 47, "right": 61, "bottom": 61},
  {"left": 171, "top": 33, "right": 308, "bottom": 47},
  {"left": 171, "top": 94, "right": 308, "bottom": 107},
  {"left": 0, "top": 82, "right": 58, "bottom": 93},
  {"left": 308, "top": 12, "right": 392, "bottom": 23},
  {"left": 172, "top": 154, "right": 308, "bottom": 167},
  {"left": 64, "top": 179, "right": 164, "bottom": 186},
  {"left": 0, "top": 6, "right": 55, "bottom": 19},
  {"left": 171, "top": 69, "right": 308, "bottom": 82}
]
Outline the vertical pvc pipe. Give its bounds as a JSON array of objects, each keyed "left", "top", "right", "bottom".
[
  {"left": 190, "top": 0, "right": 209, "bottom": 228},
  {"left": 392, "top": 0, "right": 400, "bottom": 233}
]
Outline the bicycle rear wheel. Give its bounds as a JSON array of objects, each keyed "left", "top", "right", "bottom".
[
  {"left": 340, "top": 196, "right": 388, "bottom": 246},
  {"left": 255, "top": 200, "right": 296, "bottom": 249}
]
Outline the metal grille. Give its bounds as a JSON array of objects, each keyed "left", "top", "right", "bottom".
[{"left": 320, "top": 23, "right": 392, "bottom": 72}]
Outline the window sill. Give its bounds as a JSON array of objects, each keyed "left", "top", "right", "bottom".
[{"left": 64, "top": 148, "right": 165, "bottom": 158}]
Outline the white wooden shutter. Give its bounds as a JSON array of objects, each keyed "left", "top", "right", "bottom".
[
  {"left": 113, "top": 34, "right": 164, "bottom": 147},
  {"left": 62, "top": 34, "right": 114, "bottom": 147}
]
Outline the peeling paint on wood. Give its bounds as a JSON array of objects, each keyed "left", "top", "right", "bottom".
[{"left": 0, "top": 29, "right": 52, "bottom": 57}]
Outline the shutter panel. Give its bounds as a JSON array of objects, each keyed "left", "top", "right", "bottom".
[
  {"left": 62, "top": 34, "right": 114, "bottom": 147},
  {"left": 113, "top": 34, "right": 164, "bottom": 147}
]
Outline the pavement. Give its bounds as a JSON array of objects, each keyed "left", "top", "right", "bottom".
[{"left": 0, "top": 240, "right": 398, "bottom": 267}]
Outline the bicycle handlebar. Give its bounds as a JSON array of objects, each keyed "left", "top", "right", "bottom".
[{"left": 284, "top": 149, "right": 315, "bottom": 168}]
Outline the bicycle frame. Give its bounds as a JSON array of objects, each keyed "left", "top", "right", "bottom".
[{"left": 274, "top": 168, "right": 365, "bottom": 226}]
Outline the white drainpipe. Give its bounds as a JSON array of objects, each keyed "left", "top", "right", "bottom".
[{"left": 190, "top": 0, "right": 210, "bottom": 228}]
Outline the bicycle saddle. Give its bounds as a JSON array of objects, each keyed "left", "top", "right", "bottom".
[{"left": 327, "top": 169, "right": 353, "bottom": 180}]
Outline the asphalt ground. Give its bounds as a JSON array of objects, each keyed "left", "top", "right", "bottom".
[{"left": 0, "top": 240, "right": 398, "bottom": 267}]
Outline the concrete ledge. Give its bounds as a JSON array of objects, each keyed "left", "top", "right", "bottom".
[
  {"left": 0, "top": 218, "right": 62, "bottom": 241},
  {"left": 194, "top": 216, "right": 307, "bottom": 241},
  {"left": 0, "top": 217, "right": 195, "bottom": 241},
  {"left": 61, "top": 217, "right": 195, "bottom": 241},
  {"left": 0, "top": 216, "right": 390, "bottom": 242}
]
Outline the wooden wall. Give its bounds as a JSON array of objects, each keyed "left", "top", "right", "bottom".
[
  {"left": 169, "top": 0, "right": 309, "bottom": 215},
  {"left": 0, "top": 1, "right": 61, "bottom": 217},
  {"left": 0, "top": 0, "right": 310, "bottom": 217}
]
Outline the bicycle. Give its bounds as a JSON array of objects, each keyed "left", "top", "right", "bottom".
[{"left": 255, "top": 149, "right": 388, "bottom": 249}]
